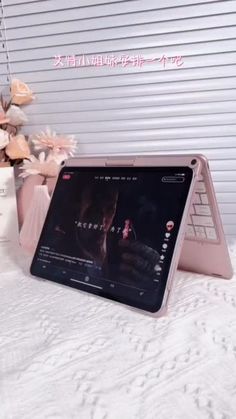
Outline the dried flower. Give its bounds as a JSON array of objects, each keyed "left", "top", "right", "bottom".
[
  {"left": 0, "top": 112, "right": 9, "bottom": 125},
  {"left": 11, "top": 79, "right": 35, "bottom": 106},
  {"left": 5, "top": 134, "right": 31, "bottom": 160},
  {"left": 0, "top": 128, "right": 9, "bottom": 150},
  {"left": 31, "top": 127, "right": 76, "bottom": 161},
  {"left": 19, "top": 152, "right": 59, "bottom": 178},
  {"left": 6, "top": 105, "right": 28, "bottom": 126}
]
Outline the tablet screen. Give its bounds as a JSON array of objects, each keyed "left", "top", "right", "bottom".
[{"left": 30, "top": 166, "right": 193, "bottom": 312}]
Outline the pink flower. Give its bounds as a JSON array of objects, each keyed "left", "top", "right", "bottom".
[
  {"left": 5, "top": 134, "right": 30, "bottom": 160},
  {"left": 19, "top": 152, "right": 59, "bottom": 178},
  {"left": 10, "top": 79, "right": 35, "bottom": 106},
  {"left": 31, "top": 127, "right": 76, "bottom": 161}
]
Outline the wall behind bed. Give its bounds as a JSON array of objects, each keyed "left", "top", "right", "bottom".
[{"left": 1, "top": 0, "right": 236, "bottom": 241}]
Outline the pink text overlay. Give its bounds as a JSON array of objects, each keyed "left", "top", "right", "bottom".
[{"left": 53, "top": 54, "right": 184, "bottom": 69}]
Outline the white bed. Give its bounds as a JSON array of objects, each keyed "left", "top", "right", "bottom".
[{"left": 1, "top": 243, "right": 236, "bottom": 419}]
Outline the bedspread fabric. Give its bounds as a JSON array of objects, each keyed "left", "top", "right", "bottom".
[{"left": 1, "top": 244, "right": 236, "bottom": 419}]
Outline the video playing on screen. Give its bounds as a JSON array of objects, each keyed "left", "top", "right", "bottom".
[{"left": 31, "top": 166, "right": 192, "bottom": 312}]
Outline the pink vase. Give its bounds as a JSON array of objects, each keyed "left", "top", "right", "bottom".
[
  {"left": 19, "top": 185, "right": 50, "bottom": 253},
  {"left": 17, "top": 175, "right": 56, "bottom": 227}
]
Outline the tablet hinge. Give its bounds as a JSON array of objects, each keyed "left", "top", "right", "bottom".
[{"left": 105, "top": 158, "right": 136, "bottom": 167}]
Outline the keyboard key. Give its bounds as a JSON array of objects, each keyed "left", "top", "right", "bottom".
[
  {"left": 185, "top": 178, "right": 216, "bottom": 241},
  {"left": 187, "top": 215, "right": 192, "bottom": 225},
  {"left": 195, "top": 182, "right": 206, "bottom": 193},
  {"left": 186, "top": 225, "right": 195, "bottom": 236},
  {"left": 193, "top": 193, "right": 201, "bottom": 204},
  {"left": 192, "top": 215, "right": 214, "bottom": 227},
  {"left": 205, "top": 227, "right": 217, "bottom": 240},
  {"left": 195, "top": 226, "right": 206, "bottom": 238},
  {"left": 190, "top": 205, "right": 195, "bottom": 215},
  {"left": 195, "top": 226, "right": 205, "bottom": 234},
  {"left": 194, "top": 205, "right": 211, "bottom": 216},
  {"left": 201, "top": 194, "right": 209, "bottom": 204}
]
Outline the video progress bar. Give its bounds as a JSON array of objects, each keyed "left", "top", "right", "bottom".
[{"left": 70, "top": 278, "right": 103, "bottom": 290}]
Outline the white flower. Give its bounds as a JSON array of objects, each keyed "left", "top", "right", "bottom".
[
  {"left": 46, "top": 151, "right": 67, "bottom": 165},
  {"left": 6, "top": 105, "right": 28, "bottom": 126},
  {"left": 0, "top": 129, "right": 9, "bottom": 150},
  {"left": 19, "top": 152, "right": 59, "bottom": 178},
  {"left": 31, "top": 127, "right": 76, "bottom": 155}
]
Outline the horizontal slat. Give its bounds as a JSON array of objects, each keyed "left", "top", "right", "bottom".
[
  {"left": 12, "top": 72, "right": 236, "bottom": 96},
  {"left": 4, "top": 0, "right": 225, "bottom": 17},
  {"left": 26, "top": 90, "right": 236, "bottom": 113},
  {"left": 223, "top": 224, "right": 236, "bottom": 235},
  {"left": 4, "top": 1, "right": 236, "bottom": 29},
  {"left": 209, "top": 159, "right": 236, "bottom": 171},
  {"left": 215, "top": 183, "right": 236, "bottom": 193},
  {"left": 6, "top": 25, "right": 236, "bottom": 52},
  {"left": 216, "top": 193, "right": 236, "bottom": 202},
  {"left": 0, "top": 64, "right": 9, "bottom": 74},
  {"left": 23, "top": 113, "right": 236, "bottom": 131},
  {"left": 129, "top": 148, "right": 236, "bottom": 160},
  {"left": 212, "top": 171, "right": 236, "bottom": 181},
  {"left": 7, "top": 49, "right": 236, "bottom": 77},
  {"left": 75, "top": 147, "right": 236, "bottom": 161},
  {"left": 219, "top": 203, "right": 236, "bottom": 213},
  {"left": 4, "top": 0, "right": 133, "bottom": 6},
  {"left": 22, "top": 124, "right": 236, "bottom": 138},
  {"left": 5, "top": 11, "right": 236, "bottom": 41},
  {"left": 221, "top": 213, "right": 236, "bottom": 223},
  {"left": 25, "top": 102, "right": 236, "bottom": 124},
  {"left": 134, "top": 148, "right": 236, "bottom": 160},
  {"left": 32, "top": 79, "right": 236, "bottom": 101},
  {"left": 7, "top": 37, "right": 236, "bottom": 62},
  {"left": 5, "top": 0, "right": 158, "bottom": 23},
  {"left": 21, "top": 134, "right": 236, "bottom": 157},
  {"left": 76, "top": 138, "right": 236, "bottom": 151}
]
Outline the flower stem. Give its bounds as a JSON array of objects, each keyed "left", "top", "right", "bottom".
[{"left": 42, "top": 176, "right": 47, "bottom": 185}]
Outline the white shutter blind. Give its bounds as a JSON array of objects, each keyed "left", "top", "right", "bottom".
[{"left": 1, "top": 0, "right": 236, "bottom": 240}]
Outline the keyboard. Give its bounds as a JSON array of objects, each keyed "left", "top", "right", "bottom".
[{"left": 186, "top": 177, "right": 218, "bottom": 242}]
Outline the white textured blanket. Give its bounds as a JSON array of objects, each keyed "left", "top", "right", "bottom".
[{"left": 1, "top": 244, "right": 236, "bottom": 419}]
